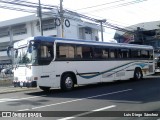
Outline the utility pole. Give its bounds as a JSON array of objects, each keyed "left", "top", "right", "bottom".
[
  {"left": 38, "top": 0, "right": 43, "bottom": 36},
  {"left": 60, "top": 0, "right": 64, "bottom": 38},
  {"left": 96, "top": 19, "right": 106, "bottom": 42},
  {"left": 9, "top": 27, "right": 13, "bottom": 64}
]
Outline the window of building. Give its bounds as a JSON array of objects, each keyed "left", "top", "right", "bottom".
[
  {"left": 37, "top": 19, "right": 56, "bottom": 31},
  {"left": 85, "top": 28, "right": 92, "bottom": 34},
  {"left": 12, "top": 24, "right": 27, "bottom": 36},
  {"left": 0, "top": 27, "right": 9, "bottom": 38}
]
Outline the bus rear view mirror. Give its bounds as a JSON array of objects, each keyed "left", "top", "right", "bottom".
[
  {"left": 7, "top": 46, "right": 13, "bottom": 57},
  {"left": 28, "top": 41, "right": 33, "bottom": 53},
  {"left": 15, "top": 49, "right": 18, "bottom": 58}
]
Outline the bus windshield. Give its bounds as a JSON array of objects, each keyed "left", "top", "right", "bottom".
[
  {"left": 14, "top": 42, "right": 38, "bottom": 65},
  {"left": 14, "top": 40, "right": 54, "bottom": 66}
]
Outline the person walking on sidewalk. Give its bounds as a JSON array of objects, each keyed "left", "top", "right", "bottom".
[{"left": 1, "top": 68, "right": 7, "bottom": 78}]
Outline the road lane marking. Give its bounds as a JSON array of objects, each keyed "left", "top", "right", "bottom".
[
  {"left": 31, "top": 89, "right": 132, "bottom": 110},
  {"left": 0, "top": 95, "right": 47, "bottom": 103},
  {"left": 18, "top": 109, "right": 30, "bottom": 111},
  {"left": 92, "top": 105, "right": 116, "bottom": 111},
  {"left": 58, "top": 105, "right": 116, "bottom": 120}
]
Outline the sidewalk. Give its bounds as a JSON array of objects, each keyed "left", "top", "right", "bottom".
[
  {"left": 0, "top": 76, "right": 38, "bottom": 94},
  {"left": 0, "top": 86, "right": 38, "bottom": 94},
  {"left": 0, "top": 75, "right": 38, "bottom": 94}
]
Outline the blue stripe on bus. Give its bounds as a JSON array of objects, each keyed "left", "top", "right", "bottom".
[{"left": 77, "top": 62, "right": 148, "bottom": 79}]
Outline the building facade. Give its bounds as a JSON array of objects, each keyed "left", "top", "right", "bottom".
[
  {"left": 114, "top": 20, "right": 160, "bottom": 50},
  {"left": 0, "top": 13, "right": 101, "bottom": 65}
]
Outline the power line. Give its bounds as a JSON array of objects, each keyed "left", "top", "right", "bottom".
[
  {"left": 71, "top": 0, "right": 148, "bottom": 31},
  {"left": 107, "top": 0, "right": 147, "bottom": 10},
  {"left": 66, "top": 6, "right": 140, "bottom": 32},
  {"left": 63, "top": 8, "right": 138, "bottom": 32},
  {"left": 0, "top": 0, "right": 135, "bottom": 34},
  {"left": 79, "top": 0, "right": 147, "bottom": 14},
  {"left": 75, "top": 0, "right": 127, "bottom": 11},
  {"left": 0, "top": 5, "right": 35, "bottom": 13},
  {"left": 0, "top": 0, "right": 57, "bottom": 10}
]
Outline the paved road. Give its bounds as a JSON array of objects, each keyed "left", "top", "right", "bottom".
[{"left": 0, "top": 76, "right": 160, "bottom": 120}]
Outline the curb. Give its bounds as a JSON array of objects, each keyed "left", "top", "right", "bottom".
[
  {"left": 144, "top": 75, "right": 160, "bottom": 78},
  {"left": 0, "top": 79, "right": 12, "bottom": 87}
]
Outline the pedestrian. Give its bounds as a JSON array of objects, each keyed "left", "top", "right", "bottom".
[{"left": 1, "top": 68, "right": 7, "bottom": 78}]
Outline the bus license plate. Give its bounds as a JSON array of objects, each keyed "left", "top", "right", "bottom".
[{"left": 20, "top": 82, "right": 23, "bottom": 86}]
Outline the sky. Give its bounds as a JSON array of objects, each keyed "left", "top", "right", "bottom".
[{"left": 0, "top": 0, "right": 160, "bottom": 42}]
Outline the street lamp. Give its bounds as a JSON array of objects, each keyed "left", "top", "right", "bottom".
[{"left": 97, "top": 19, "right": 106, "bottom": 42}]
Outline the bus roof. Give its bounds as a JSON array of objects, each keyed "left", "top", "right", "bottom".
[{"left": 30, "top": 36, "right": 153, "bottom": 50}]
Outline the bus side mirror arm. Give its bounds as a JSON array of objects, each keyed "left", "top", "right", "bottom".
[{"left": 7, "top": 46, "right": 13, "bottom": 57}]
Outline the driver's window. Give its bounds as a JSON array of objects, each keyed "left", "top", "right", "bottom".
[
  {"left": 41, "top": 46, "right": 48, "bottom": 58},
  {"left": 40, "top": 45, "right": 53, "bottom": 58},
  {"left": 38, "top": 42, "right": 53, "bottom": 65}
]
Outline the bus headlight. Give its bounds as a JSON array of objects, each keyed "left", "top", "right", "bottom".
[
  {"left": 26, "top": 77, "right": 38, "bottom": 81},
  {"left": 14, "top": 77, "right": 18, "bottom": 81},
  {"left": 26, "top": 77, "right": 32, "bottom": 81}
]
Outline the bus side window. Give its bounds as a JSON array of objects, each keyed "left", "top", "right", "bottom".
[
  {"left": 56, "top": 44, "right": 75, "bottom": 59},
  {"left": 82, "top": 46, "right": 93, "bottom": 59},
  {"left": 110, "top": 48, "right": 117, "bottom": 59},
  {"left": 40, "top": 45, "right": 53, "bottom": 58},
  {"left": 38, "top": 42, "right": 54, "bottom": 65},
  {"left": 149, "top": 50, "right": 153, "bottom": 59},
  {"left": 40, "top": 46, "right": 48, "bottom": 58},
  {"left": 131, "top": 49, "right": 140, "bottom": 59},
  {"left": 56, "top": 44, "right": 67, "bottom": 59},
  {"left": 121, "top": 49, "right": 130, "bottom": 58},
  {"left": 102, "top": 48, "right": 109, "bottom": 59},
  {"left": 68, "top": 45, "right": 75, "bottom": 58},
  {"left": 118, "top": 49, "right": 122, "bottom": 58},
  {"left": 75, "top": 46, "right": 82, "bottom": 59},
  {"left": 93, "top": 47, "right": 103, "bottom": 59},
  {"left": 141, "top": 50, "right": 149, "bottom": 58}
]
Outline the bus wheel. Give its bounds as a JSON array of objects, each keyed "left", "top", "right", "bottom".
[
  {"left": 134, "top": 68, "right": 143, "bottom": 80},
  {"left": 61, "top": 73, "right": 74, "bottom": 91},
  {"left": 39, "top": 86, "right": 50, "bottom": 92}
]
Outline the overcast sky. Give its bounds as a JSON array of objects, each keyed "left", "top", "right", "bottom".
[{"left": 0, "top": 0, "right": 159, "bottom": 42}]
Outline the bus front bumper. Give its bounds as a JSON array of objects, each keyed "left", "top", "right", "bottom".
[{"left": 13, "top": 81, "right": 37, "bottom": 87}]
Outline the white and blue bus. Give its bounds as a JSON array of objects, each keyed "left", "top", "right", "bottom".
[{"left": 8, "top": 36, "right": 154, "bottom": 91}]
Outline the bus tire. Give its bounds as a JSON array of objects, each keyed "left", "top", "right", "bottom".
[
  {"left": 61, "top": 73, "right": 74, "bottom": 91},
  {"left": 134, "top": 68, "right": 143, "bottom": 80},
  {"left": 39, "top": 86, "right": 50, "bottom": 92}
]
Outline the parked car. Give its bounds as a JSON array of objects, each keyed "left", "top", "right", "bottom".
[{"left": 154, "top": 52, "right": 160, "bottom": 73}]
